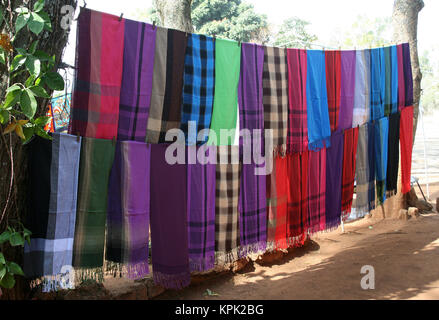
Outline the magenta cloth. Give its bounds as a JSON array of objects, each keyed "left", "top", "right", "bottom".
[
  {"left": 149, "top": 144, "right": 190, "bottom": 289},
  {"left": 117, "top": 20, "right": 156, "bottom": 141},
  {"left": 339, "top": 50, "right": 356, "bottom": 130},
  {"left": 402, "top": 43, "right": 413, "bottom": 107}
]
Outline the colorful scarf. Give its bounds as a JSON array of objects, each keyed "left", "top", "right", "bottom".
[
  {"left": 402, "top": 43, "right": 414, "bottom": 107},
  {"left": 325, "top": 50, "right": 341, "bottom": 132},
  {"left": 149, "top": 144, "right": 190, "bottom": 289},
  {"left": 73, "top": 137, "right": 116, "bottom": 283},
  {"left": 69, "top": 8, "right": 125, "bottom": 140},
  {"left": 384, "top": 46, "right": 392, "bottom": 116},
  {"left": 266, "top": 156, "right": 288, "bottom": 250},
  {"left": 117, "top": 20, "right": 156, "bottom": 141},
  {"left": 306, "top": 50, "right": 331, "bottom": 151},
  {"left": 386, "top": 112, "right": 400, "bottom": 197},
  {"left": 24, "top": 133, "right": 81, "bottom": 292},
  {"left": 400, "top": 106, "right": 414, "bottom": 194},
  {"left": 187, "top": 145, "right": 216, "bottom": 272},
  {"left": 106, "top": 141, "right": 150, "bottom": 279},
  {"left": 354, "top": 123, "right": 376, "bottom": 217},
  {"left": 263, "top": 46, "right": 289, "bottom": 155},
  {"left": 390, "top": 45, "right": 399, "bottom": 114},
  {"left": 286, "top": 48, "right": 308, "bottom": 153},
  {"left": 352, "top": 49, "right": 371, "bottom": 127},
  {"left": 370, "top": 48, "right": 386, "bottom": 121},
  {"left": 207, "top": 39, "right": 241, "bottom": 146},
  {"left": 374, "top": 117, "right": 389, "bottom": 204},
  {"left": 146, "top": 28, "right": 187, "bottom": 144},
  {"left": 180, "top": 34, "right": 215, "bottom": 145},
  {"left": 215, "top": 145, "right": 241, "bottom": 264},
  {"left": 339, "top": 50, "right": 356, "bottom": 130},
  {"left": 325, "top": 130, "right": 344, "bottom": 230},
  {"left": 341, "top": 127, "right": 359, "bottom": 221},
  {"left": 307, "top": 149, "right": 326, "bottom": 234},
  {"left": 397, "top": 44, "right": 406, "bottom": 110}
]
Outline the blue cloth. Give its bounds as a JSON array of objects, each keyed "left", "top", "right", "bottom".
[
  {"left": 390, "top": 45, "right": 399, "bottom": 114},
  {"left": 370, "top": 48, "right": 386, "bottom": 120},
  {"left": 374, "top": 117, "right": 389, "bottom": 204}
]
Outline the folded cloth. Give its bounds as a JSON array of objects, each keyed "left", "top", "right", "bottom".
[
  {"left": 339, "top": 50, "right": 356, "bottom": 130},
  {"left": 263, "top": 46, "right": 289, "bottom": 155},
  {"left": 386, "top": 112, "right": 400, "bottom": 197},
  {"left": 341, "top": 127, "right": 359, "bottom": 221},
  {"left": 370, "top": 48, "right": 386, "bottom": 120},
  {"left": 208, "top": 39, "right": 241, "bottom": 146},
  {"left": 149, "top": 144, "right": 190, "bottom": 289},
  {"left": 307, "top": 149, "right": 326, "bottom": 234},
  {"left": 306, "top": 50, "right": 331, "bottom": 151},
  {"left": 325, "top": 50, "right": 341, "bottom": 132},
  {"left": 69, "top": 8, "right": 125, "bottom": 140},
  {"left": 286, "top": 48, "right": 308, "bottom": 153},
  {"left": 117, "top": 20, "right": 156, "bottom": 141},
  {"left": 180, "top": 34, "right": 215, "bottom": 145},
  {"left": 146, "top": 27, "right": 187, "bottom": 144},
  {"left": 187, "top": 145, "right": 216, "bottom": 272},
  {"left": 400, "top": 106, "right": 414, "bottom": 194},
  {"left": 73, "top": 137, "right": 116, "bottom": 283},
  {"left": 24, "top": 133, "right": 81, "bottom": 292},
  {"left": 106, "top": 141, "right": 150, "bottom": 280},
  {"left": 352, "top": 49, "right": 371, "bottom": 127},
  {"left": 325, "top": 130, "right": 344, "bottom": 230}
]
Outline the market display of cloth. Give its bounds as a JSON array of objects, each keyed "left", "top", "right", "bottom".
[
  {"left": 187, "top": 146, "right": 216, "bottom": 272},
  {"left": 370, "top": 48, "right": 386, "bottom": 121},
  {"left": 105, "top": 141, "right": 150, "bottom": 279},
  {"left": 208, "top": 39, "right": 241, "bottom": 146},
  {"left": 44, "top": 94, "right": 72, "bottom": 133},
  {"left": 180, "top": 34, "right": 215, "bottom": 145},
  {"left": 400, "top": 106, "right": 414, "bottom": 194},
  {"left": 397, "top": 44, "right": 406, "bottom": 110},
  {"left": 24, "top": 133, "right": 81, "bottom": 292},
  {"left": 402, "top": 43, "right": 414, "bottom": 107},
  {"left": 384, "top": 46, "right": 399, "bottom": 116},
  {"left": 341, "top": 127, "right": 359, "bottom": 221},
  {"left": 286, "top": 48, "right": 308, "bottom": 153},
  {"left": 306, "top": 50, "right": 331, "bottom": 151},
  {"left": 307, "top": 149, "right": 326, "bottom": 234},
  {"left": 73, "top": 137, "right": 116, "bottom": 282},
  {"left": 339, "top": 50, "right": 356, "bottom": 130},
  {"left": 149, "top": 144, "right": 190, "bottom": 289},
  {"left": 324, "top": 50, "right": 341, "bottom": 132},
  {"left": 374, "top": 117, "right": 389, "bottom": 204},
  {"left": 69, "top": 7, "right": 125, "bottom": 140},
  {"left": 117, "top": 20, "right": 156, "bottom": 141},
  {"left": 352, "top": 49, "right": 371, "bottom": 127},
  {"left": 386, "top": 112, "right": 400, "bottom": 197},
  {"left": 262, "top": 46, "right": 289, "bottom": 155},
  {"left": 146, "top": 28, "right": 187, "bottom": 144},
  {"left": 325, "top": 130, "right": 344, "bottom": 230}
]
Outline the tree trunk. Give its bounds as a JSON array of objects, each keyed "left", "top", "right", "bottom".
[
  {"left": 0, "top": 0, "right": 77, "bottom": 300},
  {"left": 153, "top": 0, "right": 193, "bottom": 32}
]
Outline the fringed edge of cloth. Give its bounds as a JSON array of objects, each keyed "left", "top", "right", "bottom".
[
  {"left": 238, "top": 241, "right": 267, "bottom": 258},
  {"left": 189, "top": 254, "right": 215, "bottom": 273},
  {"left": 29, "top": 271, "right": 76, "bottom": 293},
  {"left": 105, "top": 261, "right": 150, "bottom": 280},
  {"left": 152, "top": 270, "right": 191, "bottom": 290},
  {"left": 214, "top": 248, "right": 240, "bottom": 266},
  {"left": 74, "top": 266, "right": 104, "bottom": 285}
]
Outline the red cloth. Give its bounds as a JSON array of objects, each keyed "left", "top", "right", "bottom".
[
  {"left": 341, "top": 127, "right": 359, "bottom": 220},
  {"left": 325, "top": 50, "right": 341, "bottom": 132},
  {"left": 307, "top": 149, "right": 326, "bottom": 233},
  {"left": 400, "top": 106, "right": 414, "bottom": 194}
]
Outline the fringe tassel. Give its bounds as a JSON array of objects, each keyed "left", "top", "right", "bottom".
[
  {"left": 189, "top": 254, "right": 215, "bottom": 273},
  {"left": 341, "top": 209, "right": 352, "bottom": 222},
  {"left": 74, "top": 266, "right": 104, "bottom": 285},
  {"left": 214, "top": 248, "right": 240, "bottom": 266},
  {"left": 238, "top": 241, "right": 267, "bottom": 258},
  {"left": 29, "top": 271, "right": 76, "bottom": 293},
  {"left": 153, "top": 270, "right": 191, "bottom": 290},
  {"left": 386, "top": 189, "right": 397, "bottom": 198},
  {"left": 105, "top": 260, "right": 150, "bottom": 280}
]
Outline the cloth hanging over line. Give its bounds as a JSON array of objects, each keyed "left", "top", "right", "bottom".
[
  {"left": 180, "top": 34, "right": 215, "bottom": 145},
  {"left": 352, "top": 49, "right": 371, "bottom": 127},
  {"left": 325, "top": 50, "right": 341, "bottom": 132},
  {"left": 307, "top": 149, "right": 327, "bottom": 234},
  {"left": 207, "top": 39, "right": 241, "bottom": 146},
  {"left": 370, "top": 48, "right": 386, "bottom": 121},
  {"left": 106, "top": 141, "right": 150, "bottom": 279},
  {"left": 69, "top": 7, "right": 125, "bottom": 140},
  {"left": 397, "top": 44, "right": 406, "bottom": 110},
  {"left": 73, "top": 137, "right": 116, "bottom": 283},
  {"left": 339, "top": 50, "right": 356, "bottom": 130},
  {"left": 262, "top": 46, "right": 289, "bottom": 155},
  {"left": 306, "top": 50, "right": 331, "bottom": 151},
  {"left": 400, "top": 106, "right": 414, "bottom": 194},
  {"left": 386, "top": 112, "right": 400, "bottom": 197},
  {"left": 146, "top": 28, "right": 187, "bottom": 144},
  {"left": 374, "top": 117, "right": 389, "bottom": 204},
  {"left": 24, "top": 133, "right": 81, "bottom": 292},
  {"left": 402, "top": 43, "right": 414, "bottom": 107},
  {"left": 117, "top": 19, "right": 156, "bottom": 141},
  {"left": 390, "top": 46, "right": 399, "bottom": 115},
  {"left": 341, "top": 127, "right": 359, "bottom": 221}
]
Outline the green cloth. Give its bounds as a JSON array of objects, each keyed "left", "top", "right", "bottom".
[
  {"left": 73, "top": 137, "right": 116, "bottom": 282},
  {"left": 207, "top": 39, "right": 241, "bottom": 146}
]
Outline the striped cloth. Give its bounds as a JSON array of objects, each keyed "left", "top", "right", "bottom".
[
  {"left": 307, "top": 149, "right": 326, "bottom": 234},
  {"left": 180, "top": 34, "right": 215, "bottom": 145},
  {"left": 339, "top": 50, "right": 356, "bottom": 130},
  {"left": 386, "top": 112, "right": 400, "bottom": 197},
  {"left": 69, "top": 8, "right": 125, "bottom": 140},
  {"left": 341, "top": 127, "right": 359, "bottom": 221},
  {"left": 374, "top": 117, "right": 389, "bottom": 204},
  {"left": 370, "top": 48, "right": 386, "bottom": 121},
  {"left": 352, "top": 49, "right": 371, "bottom": 127},
  {"left": 325, "top": 50, "right": 341, "bottom": 132}
]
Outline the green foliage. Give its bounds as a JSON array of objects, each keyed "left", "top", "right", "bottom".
[{"left": 271, "top": 17, "right": 318, "bottom": 48}]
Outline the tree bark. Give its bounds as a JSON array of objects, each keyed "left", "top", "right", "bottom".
[{"left": 153, "top": 0, "right": 193, "bottom": 32}]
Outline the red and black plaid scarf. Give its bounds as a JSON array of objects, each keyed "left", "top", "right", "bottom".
[
  {"left": 325, "top": 50, "right": 341, "bottom": 132},
  {"left": 341, "top": 127, "right": 359, "bottom": 220}
]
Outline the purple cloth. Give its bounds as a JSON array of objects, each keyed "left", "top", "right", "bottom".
[
  {"left": 150, "top": 144, "right": 190, "bottom": 289},
  {"left": 187, "top": 145, "right": 216, "bottom": 272},
  {"left": 325, "top": 130, "right": 344, "bottom": 229},
  {"left": 402, "top": 43, "right": 413, "bottom": 106},
  {"left": 339, "top": 50, "right": 356, "bottom": 130},
  {"left": 117, "top": 20, "right": 156, "bottom": 141}
]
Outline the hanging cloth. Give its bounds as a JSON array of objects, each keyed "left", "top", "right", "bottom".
[
  {"left": 370, "top": 48, "right": 386, "bottom": 120},
  {"left": 341, "top": 127, "right": 359, "bottom": 221},
  {"left": 386, "top": 112, "right": 400, "bottom": 197},
  {"left": 374, "top": 117, "right": 389, "bottom": 204},
  {"left": 397, "top": 44, "right": 406, "bottom": 111},
  {"left": 402, "top": 43, "right": 414, "bottom": 107},
  {"left": 339, "top": 50, "right": 356, "bottom": 130},
  {"left": 400, "top": 106, "right": 414, "bottom": 194},
  {"left": 390, "top": 45, "right": 399, "bottom": 114},
  {"left": 384, "top": 46, "right": 392, "bottom": 116},
  {"left": 352, "top": 49, "right": 371, "bottom": 127},
  {"left": 324, "top": 50, "right": 341, "bottom": 132},
  {"left": 307, "top": 149, "right": 327, "bottom": 234}
]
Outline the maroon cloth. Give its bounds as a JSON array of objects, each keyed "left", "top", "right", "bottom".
[
  {"left": 307, "top": 149, "right": 326, "bottom": 234},
  {"left": 325, "top": 50, "right": 341, "bottom": 132},
  {"left": 341, "top": 127, "right": 359, "bottom": 220}
]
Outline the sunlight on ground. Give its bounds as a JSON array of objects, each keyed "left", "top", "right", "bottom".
[{"left": 413, "top": 237, "right": 439, "bottom": 254}]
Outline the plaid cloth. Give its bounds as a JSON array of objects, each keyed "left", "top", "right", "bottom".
[
  {"left": 386, "top": 112, "right": 400, "bottom": 197},
  {"left": 106, "top": 141, "right": 150, "bottom": 280},
  {"left": 374, "top": 117, "right": 389, "bottom": 204},
  {"left": 215, "top": 145, "right": 241, "bottom": 264},
  {"left": 146, "top": 28, "right": 187, "bottom": 144},
  {"left": 400, "top": 106, "right": 414, "bottom": 194},
  {"left": 397, "top": 44, "right": 406, "bottom": 110},
  {"left": 325, "top": 50, "right": 341, "bottom": 132},
  {"left": 402, "top": 43, "right": 414, "bottom": 107},
  {"left": 370, "top": 48, "right": 386, "bottom": 121},
  {"left": 353, "top": 49, "right": 371, "bottom": 127},
  {"left": 339, "top": 50, "right": 356, "bottom": 130},
  {"left": 187, "top": 146, "right": 216, "bottom": 272},
  {"left": 73, "top": 137, "right": 116, "bottom": 283},
  {"left": 307, "top": 149, "right": 326, "bottom": 234},
  {"left": 341, "top": 127, "right": 359, "bottom": 221},
  {"left": 180, "top": 34, "right": 215, "bottom": 145},
  {"left": 69, "top": 8, "right": 125, "bottom": 140},
  {"left": 263, "top": 46, "right": 289, "bottom": 155},
  {"left": 24, "top": 133, "right": 81, "bottom": 292},
  {"left": 117, "top": 20, "right": 156, "bottom": 141},
  {"left": 286, "top": 49, "right": 308, "bottom": 153}
]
